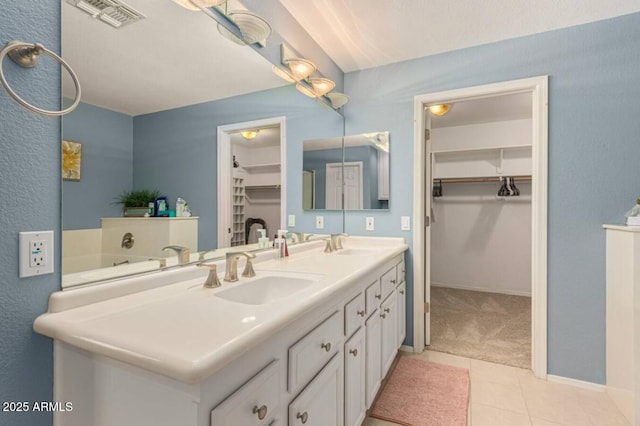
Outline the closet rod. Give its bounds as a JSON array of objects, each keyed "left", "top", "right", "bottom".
[
  {"left": 435, "top": 176, "right": 532, "bottom": 184},
  {"left": 245, "top": 185, "right": 281, "bottom": 191}
]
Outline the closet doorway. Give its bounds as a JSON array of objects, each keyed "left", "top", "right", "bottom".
[
  {"left": 412, "top": 77, "right": 548, "bottom": 378},
  {"left": 217, "top": 117, "right": 286, "bottom": 248}
]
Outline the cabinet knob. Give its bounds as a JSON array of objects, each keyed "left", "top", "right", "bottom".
[
  {"left": 297, "top": 411, "right": 309, "bottom": 424},
  {"left": 349, "top": 348, "right": 358, "bottom": 357},
  {"left": 357, "top": 310, "right": 365, "bottom": 317},
  {"left": 391, "top": 279, "right": 397, "bottom": 284},
  {"left": 252, "top": 405, "right": 267, "bottom": 420},
  {"left": 321, "top": 342, "right": 331, "bottom": 352},
  {"left": 400, "top": 290, "right": 405, "bottom": 295},
  {"left": 375, "top": 294, "right": 381, "bottom": 300},
  {"left": 381, "top": 313, "right": 386, "bottom": 319},
  {"left": 384, "top": 307, "right": 390, "bottom": 313}
]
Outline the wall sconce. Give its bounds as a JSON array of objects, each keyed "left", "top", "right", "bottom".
[
  {"left": 310, "top": 78, "right": 335, "bottom": 97},
  {"left": 241, "top": 129, "right": 259, "bottom": 140},
  {"left": 428, "top": 104, "right": 452, "bottom": 116}
]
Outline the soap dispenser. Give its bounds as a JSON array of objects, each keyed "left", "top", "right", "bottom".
[{"left": 258, "top": 229, "right": 269, "bottom": 248}]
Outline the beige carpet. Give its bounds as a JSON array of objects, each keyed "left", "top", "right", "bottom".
[
  {"left": 429, "top": 286, "right": 531, "bottom": 369},
  {"left": 370, "top": 357, "right": 469, "bottom": 426}
]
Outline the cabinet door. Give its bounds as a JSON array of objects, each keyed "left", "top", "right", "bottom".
[
  {"left": 344, "top": 327, "right": 366, "bottom": 426},
  {"left": 397, "top": 282, "right": 406, "bottom": 348},
  {"left": 289, "top": 353, "right": 343, "bottom": 426},
  {"left": 365, "top": 310, "right": 381, "bottom": 409},
  {"left": 380, "top": 291, "right": 398, "bottom": 378},
  {"left": 210, "top": 359, "right": 280, "bottom": 426}
]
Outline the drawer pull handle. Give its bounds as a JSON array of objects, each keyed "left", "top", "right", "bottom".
[
  {"left": 349, "top": 348, "right": 358, "bottom": 357},
  {"left": 357, "top": 310, "right": 365, "bottom": 317},
  {"left": 381, "top": 313, "right": 386, "bottom": 319},
  {"left": 321, "top": 342, "right": 331, "bottom": 352},
  {"left": 391, "top": 279, "right": 397, "bottom": 284},
  {"left": 297, "top": 411, "right": 309, "bottom": 423},
  {"left": 400, "top": 290, "right": 405, "bottom": 295},
  {"left": 375, "top": 294, "right": 381, "bottom": 300},
  {"left": 253, "top": 405, "right": 267, "bottom": 420},
  {"left": 384, "top": 307, "right": 390, "bottom": 313}
]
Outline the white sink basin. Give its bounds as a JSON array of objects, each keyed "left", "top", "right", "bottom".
[
  {"left": 335, "top": 248, "right": 383, "bottom": 256},
  {"left": 216, "top": 274, "right": 321, "bottom": 305}
]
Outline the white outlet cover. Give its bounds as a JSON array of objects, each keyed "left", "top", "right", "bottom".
[
  {"left": 19, "top": 230, "right": 54, "bottom": 278},
  {"left": 366, "top": 217, "right": 375, "bottom": 231},
  {"left": 288, "top": 214, "right": 296, "bottom": 227},
  {"left": 316, "top": 216, "right": 324, "bottom": 229},
  {"left": 401, "top": 216, "right": 411, "bottom": 231}
]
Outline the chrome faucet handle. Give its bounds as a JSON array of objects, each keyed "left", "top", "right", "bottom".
[
  {"left": 149, "top": 257, "right": 167, "bottom": 268},
  {"left": 197, "top": 262, "right": 222, "bottom": 288},
  {"left": 330, "top": 233, "right": 349, "bottom": 250},
  {"left": 323, "top": 238, "right": 334, "bottom": 253},
  {"left": 198, "top": 249, "right": 216, "bottom": 261},
  {"left": 224, "top": 251, "right": 257, "bottom": 282},
  {"left": 162, "top": 245, "right": 191, "bottom": 265},
  {"left": 241, "top": 252, "right": 256, "bottom": 278}
]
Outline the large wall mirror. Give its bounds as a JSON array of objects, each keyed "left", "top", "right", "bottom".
[
  {"left": 60, "top": 0, "right": 344, "bottom": 288},
  {"left": 302, "top": 131, "right": 390, "bottom": 211}
]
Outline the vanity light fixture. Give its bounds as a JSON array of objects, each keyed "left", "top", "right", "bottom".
[
  {"left": 428, "top": 104, "right": 452, "bottom": 116},
  {"left": 217, "top": 10, "right": 272, "bottom": 46},
  {"left": 326, "top": 92, "right": 349, "bottom": 109},
  {"left": 272, "top": 66, "right": 296, "bottom": 83},
  {"left": 241, "top": 129, "right": 259, "bottom": 140},
  {"left": 295, "top": 83, "right": 317, "bottom": 98},
  {"left": 310, "top": 77, "right": 335, "bottom": 97},
  {"left": 285, "top": 58, "right": 316, "bottom": 81}
]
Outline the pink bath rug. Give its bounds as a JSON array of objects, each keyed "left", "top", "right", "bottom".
[{"left": 370, "top": 357, "right": 470, "bottom": 426}]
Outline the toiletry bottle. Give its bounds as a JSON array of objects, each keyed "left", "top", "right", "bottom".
[
  {"left": 277, "top": 229, "right": 289, "bottom": 257},
  {"left": 258, "top": 229, "right": 268, "bottom": 248},
  {"left": 274, "top": 233, "right": 284, "bottom": 258},
  {"left": 176, "top": 197, "right": 186, "bottom": 217}
]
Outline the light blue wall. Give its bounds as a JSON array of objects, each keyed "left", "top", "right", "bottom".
[
  {"left": 0, "top": 2, "right": 60, "bottom": 425},
  {"left": 62, "top": 102, "right": 133, "bottom": 229},
  {"left": 302, "top": 147, "right": 344, "bottom": 209},
  {"left": 344, "top": 12, "right": 640, "bottom": 384},
  {"left": 133, "top": 85, "right": 344, "bottom": 250}
]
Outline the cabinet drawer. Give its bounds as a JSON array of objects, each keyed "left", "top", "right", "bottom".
[
  {"left": 289, "top": 353, "right": 343, "bottom": 426},
  {"left": 288, "top": 310, "right": 342, "bottom": 392},
  {"left": 380, "top": 267, "right": 398, "bottom": 300},
  {"left": 344, "top": 292, "right": 366, "bottom": 337},
  {"left": 365, "top": 280, "right": 381, "bottom": 315},
  {"left": 210, "top": 359, "right": 281, "bottom": 426},
  {"left": 397, "top": 259, "right": 405, "bottom": 284}
]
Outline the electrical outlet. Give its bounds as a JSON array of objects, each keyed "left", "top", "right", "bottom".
[
  {"left": 401, "top": 216, "right": 411, "bottom": 231},
  {"left": 315, "top": 216, "right": 324, "bottom": 229},
  {"left": 20, "top": 231, "right": 54, "bottom": 278},
  {"left": 288, "top": 214, "right": 296, "bottom": 227},
  {"left": 366, "top": 217, "right": 375, "bottom": 231}
]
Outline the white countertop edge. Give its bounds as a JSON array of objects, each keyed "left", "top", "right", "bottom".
[
  {"left": 603, "top": 224, "right": 640, "bottom": 232},
  {"left": 35, "top": 241, "right": 408, "bottom": 383}
]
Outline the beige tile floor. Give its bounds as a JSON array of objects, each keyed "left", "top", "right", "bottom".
[{"left": 363, "top": 350, "right": 630, "bottom": 426}]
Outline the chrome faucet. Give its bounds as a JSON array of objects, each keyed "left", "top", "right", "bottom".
[
  {"left": 288, "top": 232, "right": 313, "bottom": 243},
  {"left": 198, "top": 249, "right": 216, "bottom": 261},
  {"left": 224, "top": 251, "right": 256, "bottom": 282},
  {"left": 162, "top": 245, "right": 191, "bottom": 265},
  {"left": 330, "top": 233, "right": 349, "bottom": 251},
  {"left": 197, "top": 262, "right": 222, "bottom": 288}
]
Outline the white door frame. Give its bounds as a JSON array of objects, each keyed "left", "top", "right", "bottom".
[
  {"left": 217, "top": 116, "right": 287, "bottom": 248},
  {"left": 412, "top": 76, "right": 548, "bottom": 378}
]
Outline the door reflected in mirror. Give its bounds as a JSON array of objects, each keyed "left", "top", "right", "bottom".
[{"left": 302, "top": 131, "right": 389, "bottom": 211}]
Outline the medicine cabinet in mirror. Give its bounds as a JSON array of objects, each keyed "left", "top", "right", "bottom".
[{"left": 302, "top": 131, "right": 390, "bottom": 211}]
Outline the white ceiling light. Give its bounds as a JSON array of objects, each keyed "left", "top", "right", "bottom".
[
  {"left": 241, "top": 129, "right": 259, "bottom": 140},
  {"left": 428, "top": 104, "right": 452, "bottom": 116}
]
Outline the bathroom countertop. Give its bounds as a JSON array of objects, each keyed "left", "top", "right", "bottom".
[{"left": 35, "top": 237, "right": 408, "bottom": 383}]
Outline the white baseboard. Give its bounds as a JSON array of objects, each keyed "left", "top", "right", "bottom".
[
  {"left": 431, "top": 281, "right": 532, "bottom": 297},
  {"left": 399, "top": 345, "right": 413, "bottom": 353},
  {"left": 547, "top": 374, "right": 605, "bottom": 392}
]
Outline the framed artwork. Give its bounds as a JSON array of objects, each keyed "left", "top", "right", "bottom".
[{"left": 62, "top": 140, "right": 82, "bottom": 181}]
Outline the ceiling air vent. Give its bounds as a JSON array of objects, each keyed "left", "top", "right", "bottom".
[{"left": 66, "top": 0, "right": 146, "bottom": 29}]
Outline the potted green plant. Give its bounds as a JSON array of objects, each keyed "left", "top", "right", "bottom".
[{"left": 114, "top": 189, "right": 162, "bottom": 217}]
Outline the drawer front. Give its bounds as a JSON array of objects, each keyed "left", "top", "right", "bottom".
[
  {"left": 289, "top": 353, "right": 343, "bottom": 426},
  {"left": 397, "top": 259, "right": 406, "bottom": 284},
  {"left": 380, "top": 267, "right": 397, "bottom": 300},
  {"left": 365, "top": 280, "right": 381, "bottom": 315},
  {"left": 288, "top": 310, "right": 342, "bottom": 392},
  {"left": 210, "top": 359, "right": 281, "bottom": 426},
  {"left": 344, "top": 292, "right": 366, "bottom": 337}
]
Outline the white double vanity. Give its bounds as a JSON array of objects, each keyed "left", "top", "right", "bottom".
[{"left": 35, "top": 237, "right": 408, "bottom": 426}]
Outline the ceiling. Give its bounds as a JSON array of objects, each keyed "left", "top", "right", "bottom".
[
  {"left": 431, "top": 93, "right": 532, "bottom": 129},
  {"left": 278, "top": 0, "right": 640, "bottom": 72},
  {"left": 63, "top": 0, "right": 640, "bottom": 115}
]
